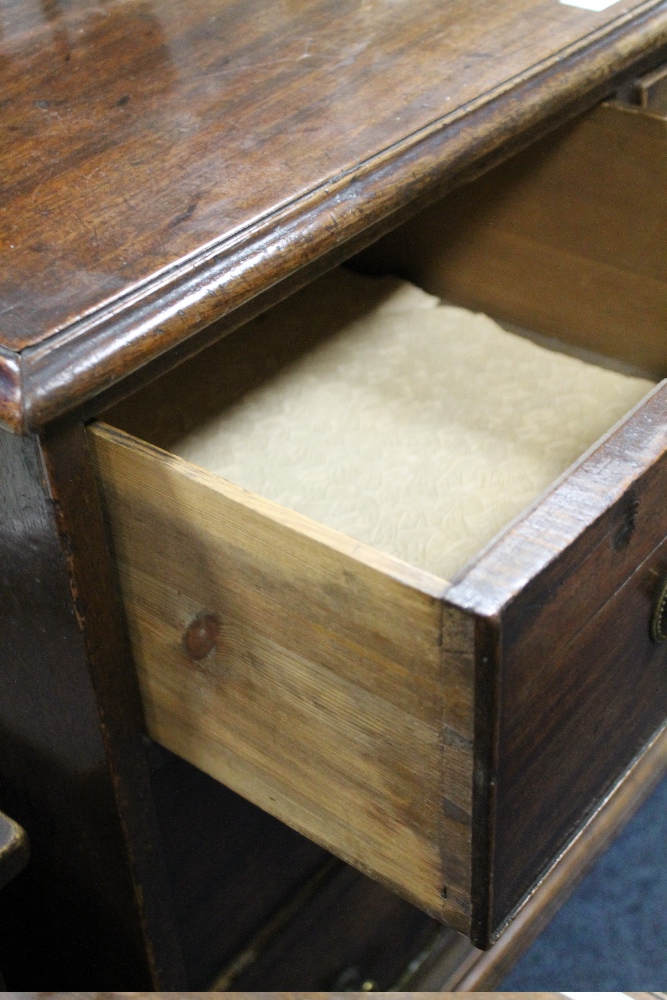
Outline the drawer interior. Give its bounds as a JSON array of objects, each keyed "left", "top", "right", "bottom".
[
  {"left": 92, "top": 97, "right": 667, "bottom": 948},
  {"left": 105, "top": 265, "right": 654, "bottom": 582}
]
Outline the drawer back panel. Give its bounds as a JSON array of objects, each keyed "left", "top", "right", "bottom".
[{"left": 353, "top": 101, "right": 667, "bottom": 379}]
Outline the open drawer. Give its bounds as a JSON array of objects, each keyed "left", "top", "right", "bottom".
[{"left": 89, "top": 100, "right": 667, "bottom": 949}]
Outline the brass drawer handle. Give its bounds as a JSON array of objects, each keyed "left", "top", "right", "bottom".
[{"left": 651, "top": 576, "right": 667, "bottom": 643}]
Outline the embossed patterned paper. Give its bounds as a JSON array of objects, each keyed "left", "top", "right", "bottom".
[{"left": 174, "top": 269, "right": 654, "bottom": 581}]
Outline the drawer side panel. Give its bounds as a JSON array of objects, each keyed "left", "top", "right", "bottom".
[{"left": 89, "top": 423, "right": 475, "bottom": 933}]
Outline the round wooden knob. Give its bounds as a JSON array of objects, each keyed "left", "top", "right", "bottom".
[
  {"left": 650, "top": 577, "right": 667, "bottom": 643},
  {"left": 183, "top": 612, "right": 220, "bottom": 660}
]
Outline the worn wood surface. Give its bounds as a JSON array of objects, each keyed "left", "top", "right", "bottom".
[
  {"left": 409, "top": 720, "right": 667, "bottom": 988},
  {"left": 354, "top": 101, "right": 667, "bottom": 378},
  {"left": 450, "top": 380, "right": 667, "bottom": 942},
  {"left": 1, "top": 0, "right": 666, "bottom": 986},
  {"left": 130, "top": 693, "right": 667, "bottom": 994},
  {"left": 229, "top": 711, "right": 667, "bottom": 990},
  {"left": 89, "top": 420, "right": 476, "bottom": 934},
  {"left": 0, "top": 425, "right": 185, "bottom": 987},
  {"left": 1, "top": 0, "right": 667, "bottom": 429}
]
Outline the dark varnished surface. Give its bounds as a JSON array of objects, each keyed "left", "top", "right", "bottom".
[
  {"left": 149, "top": 749, "right": 329, "bottom": 987},
  {"left": 449, "top": 381, "right": 667, "bottom": 942},
  {"left": 228, "top": 863, "right": 439, "bottom": 990},
  {"left": 0, "top": 424, "right": 184, "bottom": 987},
  {"left": 3, "top": 0, "right": 667, "bottom": 982},
  {"left": 2, "top": 0, "right": 667, "bottom": 428}
]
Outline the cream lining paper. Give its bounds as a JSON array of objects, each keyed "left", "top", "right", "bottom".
[{"left": 172, "top": 268, "right": 653, "bottom": 581}]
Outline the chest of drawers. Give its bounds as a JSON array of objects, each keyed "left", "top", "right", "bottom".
[{"left": 1, "top": 0, "right": 667, "bottom": 986}]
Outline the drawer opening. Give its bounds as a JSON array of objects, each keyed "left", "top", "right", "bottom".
[{"left": 102, "top": 265, "right": 654, "bottom": 584}]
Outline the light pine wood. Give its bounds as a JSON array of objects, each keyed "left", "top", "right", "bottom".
[
  {"left": 90, "top": 371, "right": 667, "bottom": 949},
  {"left": 89, "top": 422, "right": 475, "bottom": 934},
  {"left": 354, "top": 101, "right": 667, "bottom": 378}
]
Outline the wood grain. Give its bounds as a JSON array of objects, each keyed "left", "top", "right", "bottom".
[
  {"left": 4, "top": 0, "right": 667, "bottom": 984},
  {"left": 89, "top": 421, "right": 476, "bottom": 934},
  {"left": 93, "top": 382, "right": 667, "bottom": 947},
  {"left": 2, "top": 1, "right": 667, "bottom": 429},
  {"left": 0, "top": 425, "right": 183, "bottom": 987},
  {"left": 450, "top": 380, "right": 667, "bottom": 942},
  {"left": 409, "top": 720, "right": 667, "bottom": 989},
  {"left": 354, "top": 101, "right": 667, "bottom": 378}
]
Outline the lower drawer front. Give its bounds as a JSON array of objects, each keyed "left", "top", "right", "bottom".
[
  {"left": 90, "top": 376, "right": 667, "bottom": 947},
  {"left": 447, "top": 383, "right": 667, "bottom": 939}
]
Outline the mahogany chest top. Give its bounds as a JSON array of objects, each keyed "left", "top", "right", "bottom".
[{"left": 1, "top": 0, "right": 667, "bottom": 431}]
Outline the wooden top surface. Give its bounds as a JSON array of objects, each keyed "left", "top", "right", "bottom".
[{"left": 2, "top": 0, "right": 667, "bottom": 430}]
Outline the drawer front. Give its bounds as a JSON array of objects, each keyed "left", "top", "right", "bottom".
[
  {"left": 89, "top": 423, "right": 476, "bottom": 936},
  {"left": 494, "top": 539, "right": 667, "bottom": 932},
  {"left": 449, "top": 381, "right": 667, "bottom": 943}
]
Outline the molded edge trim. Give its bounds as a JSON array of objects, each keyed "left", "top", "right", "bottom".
[
  {"left": 0, "top": 1, "right": 662, "bottom": 431},
  {"left": 0, "top": 349, "right": 22, "bottom": 434}
]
